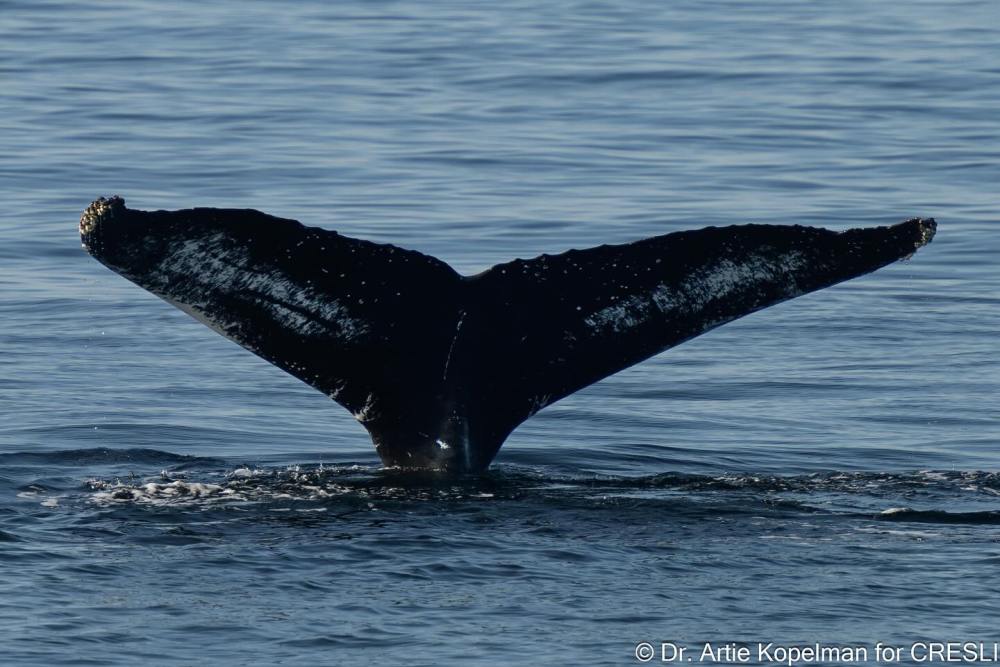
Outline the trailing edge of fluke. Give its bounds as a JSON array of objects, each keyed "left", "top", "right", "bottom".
[{"left": 80, "top": 196, "right": 935, "bottom": 472}]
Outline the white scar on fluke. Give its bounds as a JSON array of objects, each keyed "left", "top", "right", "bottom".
[
  {"left": 154, "top": 233, "right": 371, "bottom": 343},
  {"left": 585, "top": 251, "right": 808, "bottom": 336}
]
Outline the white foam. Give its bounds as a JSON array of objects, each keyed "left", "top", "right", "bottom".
[{"left": 84, "top": 465, "right": 417, "bottom": 508}]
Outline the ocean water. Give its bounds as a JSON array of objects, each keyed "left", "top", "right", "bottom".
[{"left": 2, "top": 1, "right": 999, "bottom": 665}]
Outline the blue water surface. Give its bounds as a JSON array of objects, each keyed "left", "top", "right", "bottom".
[{"left": 2, "top": 1, "right": 999, "bottom": 665}]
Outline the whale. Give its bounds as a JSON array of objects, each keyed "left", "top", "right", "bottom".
[{"left": 80, "top": 196, "right": 935, "bottom": 472}]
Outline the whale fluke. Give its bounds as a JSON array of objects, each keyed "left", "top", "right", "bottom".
[{"left": 80, "top": 196, "right": 935, "bottom": 472}]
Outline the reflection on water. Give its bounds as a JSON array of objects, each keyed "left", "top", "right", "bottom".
[{"left": 2, "top": 0, "right": 999, "bottom": 664}]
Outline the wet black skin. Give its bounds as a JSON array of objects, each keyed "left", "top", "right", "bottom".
[{"left": 81, "top": 196, "right": 935, "bottom": 473}]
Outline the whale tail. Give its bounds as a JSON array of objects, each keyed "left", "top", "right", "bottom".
[{"left": 80, "top": 196, "right": 935, "bottom": 472}]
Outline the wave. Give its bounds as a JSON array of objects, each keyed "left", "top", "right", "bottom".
[
  {"left": 6, "top": 449, "right": 997, "bottom": 525},
  {"left": 878, "top": 508, "right": 1000, "bottom": 525},
  {"left": 73, "top": 460, "right": 1000, "bottom": 515},
  {"left": 627, "top": 469, "right": 1000, "bottom": 494},
  {"left": 0, "top": 447, "right": 222, "bottom": 467}
]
